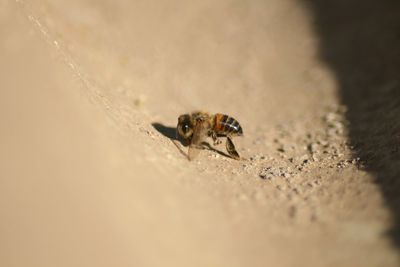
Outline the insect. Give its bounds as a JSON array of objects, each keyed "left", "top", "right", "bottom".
[{"left": 176, "top": 111, "right": 243, "bottom": 160}]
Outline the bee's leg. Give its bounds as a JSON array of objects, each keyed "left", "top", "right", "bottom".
[
  {"left": 226, "top": 136, "right": 240, "bottom": 160},
  {"left": 211, "top": 131, "right": 222, "bottom": 146}
]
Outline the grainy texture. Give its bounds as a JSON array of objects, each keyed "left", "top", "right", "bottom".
[{"left": 0, "top": 1, "right": 399, "bottom": 266}]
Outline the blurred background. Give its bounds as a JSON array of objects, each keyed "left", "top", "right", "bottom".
[{"left": 1, "top": 0, "right": 399, "bottom": 266}]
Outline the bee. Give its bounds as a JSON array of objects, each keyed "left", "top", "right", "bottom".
[{"left": 176, "top": 111, "right": 243, "bottom": 160}]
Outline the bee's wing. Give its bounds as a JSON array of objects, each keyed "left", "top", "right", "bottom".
[{"left": 188, "top": 121, "right": 208, "bottom": 161}]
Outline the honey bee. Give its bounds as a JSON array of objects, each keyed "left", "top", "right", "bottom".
[{"left": 176, "top": 111, "right": 243, "bottom": 160}]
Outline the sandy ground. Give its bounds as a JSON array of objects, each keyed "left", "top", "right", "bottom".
[{"left": 1, "top": 0, "right": 400, "bottom": 266}]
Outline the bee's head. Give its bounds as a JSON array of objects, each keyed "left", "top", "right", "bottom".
[{"left": 177, "top": 114, "right": 194, "bottom": 140}]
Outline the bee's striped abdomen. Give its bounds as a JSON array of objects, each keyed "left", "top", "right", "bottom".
[{"left": 214, "top": 114, "right": 243, "bottom": 136}]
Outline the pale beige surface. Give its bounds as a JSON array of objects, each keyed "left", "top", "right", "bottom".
[{"left": 0, "top": 1, "right": 399, "bottom": 266}]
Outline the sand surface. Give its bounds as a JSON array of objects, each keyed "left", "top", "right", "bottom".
[{"left": 1, "top": 1, "right": 400, "bottom": 266}]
